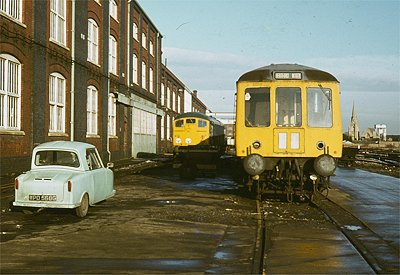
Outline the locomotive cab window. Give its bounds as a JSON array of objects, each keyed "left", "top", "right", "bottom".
[
  {"left": 307, "top": 88, "right": 333, "bottom": 127},
  {"left": 186, "top": 118, "right": 196, "bottom": 124},
  {"left": 175, "top": 119, "right": 184, "bottom": 127},
  {"left": 245, "top": 87, "right": 270, "bottom": 127},
  {"left": 198, "top": 119, "right": 207, "bottom": 128},
  {"left": 276, "top": 87, "right": 301, "bottom": 127}
]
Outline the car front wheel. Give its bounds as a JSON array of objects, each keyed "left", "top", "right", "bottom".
[{"left": 75, "top": 193, "right": 89, "bottom": 217}]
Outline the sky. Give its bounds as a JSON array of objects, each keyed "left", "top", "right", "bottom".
[{"left": 138, "top": 0, "right": 400, "bottom": 134}]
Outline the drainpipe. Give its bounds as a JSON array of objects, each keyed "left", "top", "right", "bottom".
[
  {"left": 127, "top": 0, "right": 131, "bottom": 85},
  {"left": 70, "top": 0, "right": 76, "bottom": 141},
  {"left": 107, "top": 10, "right": 111, "bottom": 162}
]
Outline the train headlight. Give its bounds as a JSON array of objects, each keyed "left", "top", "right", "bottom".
[
  {"left": 185, "top": 138, "right": 192, "bottom": 144},
  {"left": 252, "top": 141, "right": 261, "bottom": 149},
  {"left": 314, "top": 154, "right": 336, "bottom": 177},
  {"left": 243, "top": 154, "right": 265, "bottom": 176},
  {"left": 175, "top": 138, "right": 182, "bottom": 144}
]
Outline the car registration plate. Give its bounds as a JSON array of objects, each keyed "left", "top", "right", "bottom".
[{"left": 29, "top": 195, "right": 57, "bottom": 201}]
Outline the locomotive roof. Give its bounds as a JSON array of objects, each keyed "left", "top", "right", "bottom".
[
  {"left": 238, "top": 64, "right": 339, "bottom": 82},
  {"left": 175, "top": 112, "right": 224, "bottom": 126}
]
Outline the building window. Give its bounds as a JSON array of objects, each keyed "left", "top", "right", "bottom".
[
  {"left": 0, "top": 0, "right": 22, "bottom": 21},
  {"left": 133, "top": 23, "right": 138, "bottom": 40},
  {"left": 141, "top": 61, "right": 146, "bottom": 89},
  {"left": 172, "top": 90, "right": 175, "bottom": 111},
  {"left": 109, "top": 35, "right": 117, "bottom": 75},
  {"left": 161, "top": 116, "right": 165, "bottom": 140},
  {"left": 88, "top": 19, "right": 99, "bottom": 64},
  {"left": 110, "top": 0, "right": 117, "bottom": 20},
  {"left": 50, "top": 0, "right": 66, "bottom": 45},
  {"left": 149, "top": 40, "right": 154, "bottom": 56},
  {"left": 178, "top": 95, "right": 181, "bottom": 113},
  {"left": 108, "top": 93, "right": 116, "bottom": 136},
  {"left": 87, "top": 85, "right": 98, "bottom": 135},
  {"left": 160, "top": 83, "right": 165, "bottom": 106},
  {"left": 142, "top": 32, "right": 147, "bottom": 49},
  {"left": 166, "top": 115, "right": 170, "bottom": 140},
  {"left": 149, "top": 67, "right": 154, "bottom": 93},
  {"left": 132, "top": 54, "right": 138, "bottom": 84},
  {"left": 49, "top": 72, "right": 66, "bottom": 133},
  {"left": 0, "top": 54, "right": 21, "bottom": 130},
  {"left": 167, "top": 87, "right": 171, "bottom": 109}
]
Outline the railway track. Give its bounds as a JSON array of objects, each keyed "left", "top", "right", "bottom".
[
  {"left": 257, "top": 193, "right": 399, "bottom": 274},
  {"left": 312, "top": 193, "right": 399, "bottom": 274}
]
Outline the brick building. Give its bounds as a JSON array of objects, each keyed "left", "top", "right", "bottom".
[{"left": 0, "top": 0, "right": 208, "bottom": 177}]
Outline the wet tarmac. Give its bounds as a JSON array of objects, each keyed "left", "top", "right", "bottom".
[{"left": 1, "top": 165, "right": 399, "bottom": 274}]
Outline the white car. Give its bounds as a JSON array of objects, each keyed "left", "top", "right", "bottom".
[{"left": 14, "top": 141, "right": 116, "bottom": 217}]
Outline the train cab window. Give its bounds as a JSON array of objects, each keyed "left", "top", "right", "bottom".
[
  {"left": 175, "top": 119, "right": 184, "bottom": 127},
  {"left": 276, "top": 87, "right": 302, "bottom": 127},
  {"left": 186, "top": 119, "right": 196, "bottom": 124},
  {"left": 307, "top": 88, "right": 333, "bottom": 127},
  {"left": 198, "top": 119, "right": 207, "bottom": 128},
  {"left": 245, "top": 87, "right": 270, "bottom": 127}
]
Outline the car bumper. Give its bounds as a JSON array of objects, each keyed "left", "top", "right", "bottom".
[{"left": 13, "top": 201, "right": 79, "bottom": 209}]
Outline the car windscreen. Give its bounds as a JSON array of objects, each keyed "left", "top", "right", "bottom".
[{"left": 35, "top": 151, "right": 80, "bottom": 168}]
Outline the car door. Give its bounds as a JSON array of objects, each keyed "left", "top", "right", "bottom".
[{"left": 86, "top": 149, "right": 108, "bottom": 203}]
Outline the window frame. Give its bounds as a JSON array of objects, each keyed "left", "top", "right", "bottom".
[
  {"left": 141, "top": 61, "right": 147, "bottom": 89},
  {"left": 49, "top": 72, "right": 66, "bottom": 133},
  {"left": 109, "top": 35, "right": 117, "bottom": 75},
  {"left": 87, "top": 85, "right": 98, "bottom": 135},
  {"left": 109, "top": 0, "right": 118, "bottom": 21},
  {"left": 50, "top": 0, "right": 66, "bottom": 46},
  {"left": 275, "top": 87, "right": 302, "bottom": 127},
  {"left": 0, "top": 54, "right": 22, "bottom": 131},
  {"left": 132, "top": 54, "right": 138, "bottom": 84},
  {"left": 108, "top": 93, "right": 116, "bottom": 136},
  {"left": 244, "top": 87, "right": 271, "bottom": 128},
  {"left": 0, "top": 0, "right": 22, "bottom": 21},
  {"left": 87, "top": 18, "right": 99, "bottom": 65},
  {"left": 306, "top": 87, "right": 333, "bottom": 128}
]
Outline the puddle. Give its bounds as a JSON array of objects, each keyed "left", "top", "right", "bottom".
[
  {"left": 49, "top": 258, "right": 205, "bottom": 272},
  {"left": 343, "top": 225, "right": 363, "bottom": 231},
  {"left": 146, "top": 199, "right": 206, "bottom": 206},
  {"left": 214, "top": 251, "right": 233, "bottom": 260}
]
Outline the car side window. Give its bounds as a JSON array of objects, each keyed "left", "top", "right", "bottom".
[{"left": 86, "top": 149, "right": 102, "bottom": 170}]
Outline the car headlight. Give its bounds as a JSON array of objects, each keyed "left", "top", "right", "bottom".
[
  {"left": 243, "top": 154, "right": 265, "bottom": 176},
  {"left": 175, "top": 138, "right": 182, "bottom": 144},
  {"left": 185, "top": 138, "right": 192, "bottom": 144},
  {"left": 314, "top": 154, "right": 336, "bottom": 177}
]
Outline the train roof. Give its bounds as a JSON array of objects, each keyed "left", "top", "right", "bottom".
[
  {"left": 175, "top": 112, "right": 224, "bottom": 126},
  {"left": 238, "top": 64, "right": 339, "bottom": 82}
]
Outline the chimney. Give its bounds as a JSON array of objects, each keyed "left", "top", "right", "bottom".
[{"left": 193, "top": 90, "right": 198, "bottom": 97}]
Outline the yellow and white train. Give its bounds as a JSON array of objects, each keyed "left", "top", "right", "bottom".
[
  {"left": 173, "top": 112, "right": 225, "bottom": 178},
  {"left": 235, "top": 64, "right": 342, "bottom": 201}
]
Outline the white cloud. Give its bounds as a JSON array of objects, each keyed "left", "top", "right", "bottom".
[
  {"left": 163, "top": 48, "right": 400, "bottom": 133},
  {"left": 305, "top": 55, "right": 400, "bottom": 92}
]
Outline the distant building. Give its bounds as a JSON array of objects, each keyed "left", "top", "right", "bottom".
[
  {"left": 348, "top": 103, "right": 360, "bottom": 141},
  {"left": 374, "top": 124, "right": 387, "bottom": 141},
  {"left": 362, "top": 128, "right": 379, "bottom": 140}
]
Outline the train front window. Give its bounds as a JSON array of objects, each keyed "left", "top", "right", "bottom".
[
  {"left": 307, "top": 88, "right": 333, "bottom": 127},
  {"left": 276, "top": 87, "right": 302, "bottom": 127},
  {"left": 175, "top": 119, "right": 184, "bottom": 127},
  {"left": 186, "top": 119, "right": 196, "bottom": 124},
  {"left": 198, "top": 119, "right": 207, "bottom": 128},
  {"left": 245, "top": 87, "right": 270, "bottom": 127}
]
